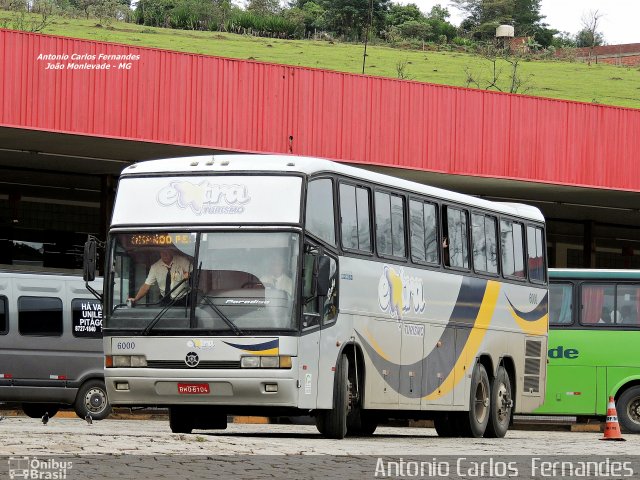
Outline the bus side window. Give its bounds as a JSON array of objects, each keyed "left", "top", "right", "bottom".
[
  {"left": 549, "top": 283, "right": 573, "bottom": 325},
  {"left": 306, "top": 179, "right": 336, "bottom": 246},
  {"left": 500, "top": 219, "right": 525, "bottom": 279},
  {"left": 444, "top": 206, "right": 469, "bottom": 269},
  {"left": 527, "top": 225, "right": 546, "bottom": 283},
  {"left": 323, "top": 256, "right": 338, "bottom": 325},
  {"left": 339, "top": 183, "right": 372, "bottom": 253}
]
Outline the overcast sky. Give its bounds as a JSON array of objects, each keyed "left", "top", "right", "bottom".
[{"left": 399, "top": 0, "right": 639, "bottom": 45}]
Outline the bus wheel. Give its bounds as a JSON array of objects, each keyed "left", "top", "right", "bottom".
[
  {"left": 485, "top": 366, "right": 512, "bottom": 438},
  {"left": 348, "top": 410, "right": 379, "bottom": 437},
  {"left": 617, "top": 386, "right": 640, "bottom": 434},
  {"left": 318, "top": 354, "right": 350, "bottom": 439},
  {"left": 74, "top": 380, "right": 111, "bottom": 420},
  {"left": 433, "top": 413, "right": 459, "bottom": 437},
  {"left": 22, "top": 403, "right": 60, "bottom": 419},
  {"left": 169, "top": 406, "right": 193, "bottom": 434},
  {"left": 459, "top": 362, "right": 490, "bottom": 438}
]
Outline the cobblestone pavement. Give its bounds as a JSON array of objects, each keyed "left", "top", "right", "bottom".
[
  {"left": 0, "top": 416, "right": 638, "bottom": 456},
  {"left": 0, "top": 417, "right": 638, "bottom": 479}
]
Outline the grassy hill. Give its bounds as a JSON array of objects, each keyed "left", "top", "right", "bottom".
[{"left": 3, "top": 11, "right": 640, "bottom": 109}]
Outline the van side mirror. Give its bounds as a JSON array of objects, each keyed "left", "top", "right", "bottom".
[
  {"left": 314, "top": 255, "right": 331, "bottom": 297},
  {"left": 83, "top": 238, "right": 97, "bottom": 282}
]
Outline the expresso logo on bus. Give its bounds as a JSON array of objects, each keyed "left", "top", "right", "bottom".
[
  {"left": 378, "top": 265, "right": 425, "bottom": 322},
  {"left": 157, "top": 180, "right": 250, "bottom": 215},
  {"left": 548, "top": 346, "right": 579, "bottom": 359}
]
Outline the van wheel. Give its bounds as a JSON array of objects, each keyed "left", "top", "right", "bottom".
[
  {"left": 458, "top": 362, "right": 490, "bottom": 438},
  {"left": 74, "top": 380, "right": 111, "bottom": 420},
  {"left": 22, "top": 403, "right": 60, "bottom": 419},
  {"left": 485, "top": 366, "right": 512, "bottom": 438},
  {"left": 169, "top": 406, "right": 193, "bottom": 434},
  {"left": 617, "top": 386, "right": 640, "bottom": 433}
]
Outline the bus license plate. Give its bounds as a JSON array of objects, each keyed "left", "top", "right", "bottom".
[{"left": 177, "top": 383, "right": 210, "bottom": 394}]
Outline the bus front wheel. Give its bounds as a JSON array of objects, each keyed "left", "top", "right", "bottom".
[
  {"left": 459, "top": 362, "right": 490, "bottom": 438},
  {"left": 617, "top": 386, "right": 640, "bottom": 434},
  {"left": 485, "top": 365, "right": 512, "bottom": 438},
  {"left": 317, "top": 354, "right": 350, "bottom": 439}
]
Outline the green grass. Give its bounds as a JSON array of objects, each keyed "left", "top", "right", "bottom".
[{"left": 4, "top": 12, "right": 640, "bottom": 109}]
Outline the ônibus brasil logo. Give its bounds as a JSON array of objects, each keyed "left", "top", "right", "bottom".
[{"left": 157, "top": 180, "right": 250, "bottom": 215}]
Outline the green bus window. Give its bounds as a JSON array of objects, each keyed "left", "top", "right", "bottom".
[
  {"left": 549, "top": 283, "right": 573, "bottom": 325},
  {"left": 616, "top": 285, "right": 640, "bottom": 326},
  {"left": 306, "top": 179, "right": 336, "bottom": 246},
  {"left": 581, "top": 284, "right": 615, "bottom": 326}
]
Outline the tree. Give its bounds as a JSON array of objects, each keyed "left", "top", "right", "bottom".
[
  {"left": 246, "top": 0, "right": 281, "bottom": 16},
  {"left": 386, "top": 3, "right": 424, "bottom": 28},
  {"left": 428, "top": 4, "right": 450, "bottom": 22},
  {"left": 319, "top": 0, "right": 389, "bottom": 40},
  {"left": 577, "top": 9, "right": 604, "bottom": 50}
]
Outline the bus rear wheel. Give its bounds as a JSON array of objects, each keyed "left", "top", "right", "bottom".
[
  {"left": 617, "top": 386, "right": 640, "bottom": 434},
  {"left": 485, "top": 366, "right": 512, "bottom": 438},
  {"left": 317, "top": 354, "right": 350, "bottom": 439},
  {"left": 458, "top": 362, "right": 490, "bottom": 438}
]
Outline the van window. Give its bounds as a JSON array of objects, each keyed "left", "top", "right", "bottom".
[
  {"left": 0, "top": 296, "right": 7, "bottom": 335},
  {"left": 71, "top": 299, "right": 103, "bottom": 338},
  {"left": 18, "top": 297, "right": 63, "bottom": 336}
]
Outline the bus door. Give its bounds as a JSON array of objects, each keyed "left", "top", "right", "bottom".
[{"left": 298, "top": 251, "right": 338, "bottom": 409}]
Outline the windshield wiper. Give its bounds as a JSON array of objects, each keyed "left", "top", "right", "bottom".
[
  {"left": 142, "top": 277, "right": 189, "bottom": 335},
  {"left": 199, "top": 294, "right": 243, "bottom": 336}
]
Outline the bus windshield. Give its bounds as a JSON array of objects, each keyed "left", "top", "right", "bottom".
[{"left": 107, "top": 231, "right": 300, "bottom": 333}]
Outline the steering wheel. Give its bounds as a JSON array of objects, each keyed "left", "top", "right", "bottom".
[{"left": 241, "top": 281, "right": 264, "bottom": 289}]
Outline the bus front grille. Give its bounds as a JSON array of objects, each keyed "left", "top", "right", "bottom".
[{"left": 146, "top": 360, "right": 241, "bottom": 369}]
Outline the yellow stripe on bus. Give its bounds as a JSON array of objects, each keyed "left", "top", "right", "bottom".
[
  {"left": 509, "top": 309, "right": 548, "bottom": 336},
  {"left": 423, "top": 280, "right": 501, "bottom": 401}
]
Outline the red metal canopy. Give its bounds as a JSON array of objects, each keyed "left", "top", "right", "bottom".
[{"left": 1, "top": 28, "right": 639, "bottom": 191}]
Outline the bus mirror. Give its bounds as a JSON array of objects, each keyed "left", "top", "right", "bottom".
[
  {"left": 83, "top": 238, "right": 97, "bottom": 282},
  {"left": 314, "top": 256, "right": 331, "bottom": 297}
]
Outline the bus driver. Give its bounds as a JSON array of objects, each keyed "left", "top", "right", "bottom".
[{"left": 128, "top": 248, "right": 192, "bottom": 306}]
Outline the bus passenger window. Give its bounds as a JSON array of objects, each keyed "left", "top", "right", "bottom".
[
  {"left": 580, "top": 284, "right": 614, "bottom": 325},
  {"left": 472, "top": 214, "right": 498, "bottom": 274},
  {"left": 527, "top": 226, "right": 546, "bottom": 283},
  {"left": 375, "top": 192, "right": 405, "bottom": 258},
  {"left": 410, "top": 200, "right": 438, "bottom": 264},
  {"left": 500, "top": 220, "right": 525, "bottom": 278},
  {"left": 445, "top": 207, "right": 469, "bottom": 269},
  {"left": 340, "top": 184, "right": 371, "bottom": 253},
  {"left": 549, "top": 283, "right": 573, "bottom": 325}
]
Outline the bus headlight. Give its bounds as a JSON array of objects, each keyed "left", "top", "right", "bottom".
[
  {"left": 107, "top": 355, "right": 148, "bottom": 368},
  {"left": 240, "top": 355, "right": 292, "bottom": 369}
]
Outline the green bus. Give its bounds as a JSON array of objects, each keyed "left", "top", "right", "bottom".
[{"left": 536, "top": 269, "right": 640, "bottom": 432}]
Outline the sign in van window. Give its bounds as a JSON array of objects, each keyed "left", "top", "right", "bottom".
[{"left": 71, "top": 299, "right": 103, "bottom": 338}]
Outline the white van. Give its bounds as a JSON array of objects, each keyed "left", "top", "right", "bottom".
[{"left": 0, "top": 271, "right": 110, "bottom": 420}]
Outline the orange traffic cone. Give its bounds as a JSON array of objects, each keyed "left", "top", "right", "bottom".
[{"left": 600, "top": 396, "right": 625, "bottom": 441}]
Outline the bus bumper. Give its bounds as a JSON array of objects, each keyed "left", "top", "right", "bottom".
[{"left": 105, "top": 372, "right": 299, "bottom": 407}]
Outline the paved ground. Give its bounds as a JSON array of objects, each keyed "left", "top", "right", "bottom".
[{"left": 0, "top": 416, "right": 638, "bottom": 479}]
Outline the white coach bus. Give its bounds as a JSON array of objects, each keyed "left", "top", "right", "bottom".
[{"left": 86, "top": 154, "right": 548, "bottom": 438}]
